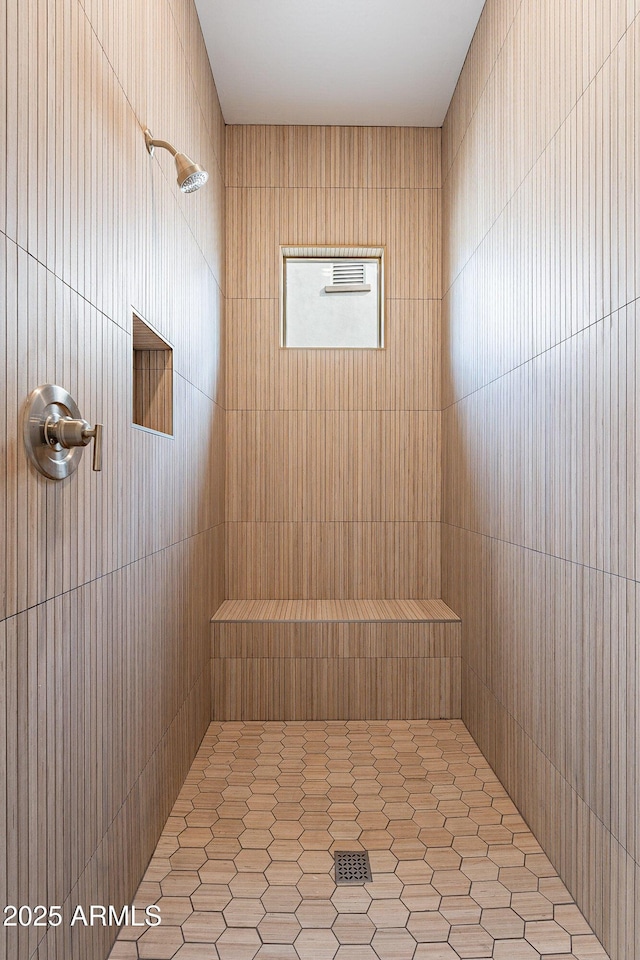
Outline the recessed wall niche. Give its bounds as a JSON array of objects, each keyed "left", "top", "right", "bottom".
[{"left": 132, "top": 312, "right": 173, "bottom": 436}]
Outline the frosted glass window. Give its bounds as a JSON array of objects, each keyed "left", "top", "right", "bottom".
[{"left": 281, "top": 248, "right": 384, "bottom": 348}]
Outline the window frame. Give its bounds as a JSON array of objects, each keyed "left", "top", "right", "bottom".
[{"left": 280, "top": 245, "right": 385, "bottom": 349}]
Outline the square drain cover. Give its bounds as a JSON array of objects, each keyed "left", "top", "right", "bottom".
[{"left": 334, "top": 850, "right": 372, "bottom": 884}]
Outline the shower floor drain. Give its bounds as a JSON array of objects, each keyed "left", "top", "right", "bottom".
[{"left": 334, "top": 850, "right": 372, "bottom": 884}]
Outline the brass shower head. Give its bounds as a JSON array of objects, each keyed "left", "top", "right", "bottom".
[{"left": 144, "top": 128, "right": 209, "bottom": 194}]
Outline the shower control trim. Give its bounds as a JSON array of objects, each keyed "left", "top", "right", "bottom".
[{"left": 23, "top": 384, "right": 103, "bottom": 480}]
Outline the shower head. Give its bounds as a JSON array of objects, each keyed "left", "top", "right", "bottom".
[
  {"left": 174, "top": 153, "right": 209, "bottom": 193},
  {"left": 144, "top": 128, "right": 209, "bottom": 194}
]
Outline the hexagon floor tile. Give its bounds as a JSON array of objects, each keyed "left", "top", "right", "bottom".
[{"left": 109, "top": 721, "right": 610, "bottom": 960}]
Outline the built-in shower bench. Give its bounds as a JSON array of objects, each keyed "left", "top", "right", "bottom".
[{"left": 211, "top": 599, "right": 461, "bottom": 721}]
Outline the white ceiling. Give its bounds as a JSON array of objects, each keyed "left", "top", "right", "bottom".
[{"left": 194, "top": 0, "right": 486, "bottom": 127}]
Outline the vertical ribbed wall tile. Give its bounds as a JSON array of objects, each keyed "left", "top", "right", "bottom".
[
  {"left": 1, "top": 1, "right": 225, "bottom": 958},
  {"left": 442, "top": 3, "right": 639, "bottom": 956},
  {"left": 225, "top": 126, "right": 442, "bottom": 600},
  {"left": 226, "top": 521, "right": 440, "bottom": 600}
]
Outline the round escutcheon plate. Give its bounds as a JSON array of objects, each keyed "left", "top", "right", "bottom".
[{"left": 23, "top": 384, "right": 84, "bottom": 480}]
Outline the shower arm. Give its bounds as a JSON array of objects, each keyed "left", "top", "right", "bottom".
[
  {"left": 143, "top": 127, "right": 209, "bottom": 194},
  {"left": 144, "top": 129, "right": 178, "bottom": 158}
]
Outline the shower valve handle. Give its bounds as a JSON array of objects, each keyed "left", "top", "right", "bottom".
[
  {"left": 45, "top": 416, "right": 103, "bottom": 471},
  {"left": 23, "top": 385, "right": 103, "bottom": 481},
  {"left": 86, "top": 423, "right": 103, "bottom": 472}
]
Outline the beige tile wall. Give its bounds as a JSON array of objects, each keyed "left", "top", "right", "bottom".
[
  {"left": 1, "top": 1, "right": 225, "bottom": 958},
  {"left": 442, "top": 2, "right": 640, "bottom": 957},
  {"left": 225, "top": 125, "right": 442, "bottom": 599}
]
